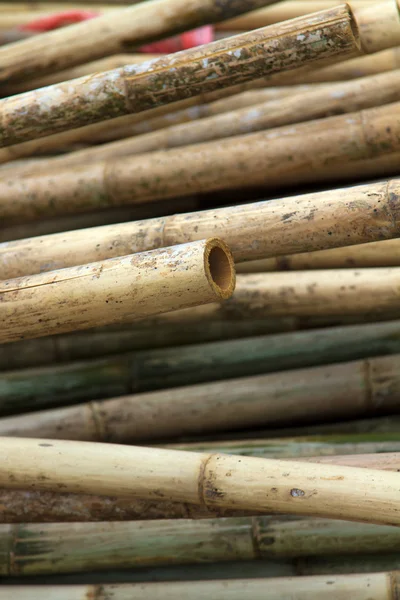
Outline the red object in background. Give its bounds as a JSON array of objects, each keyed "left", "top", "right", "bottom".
[
  {"left": 140, "top": 26, "right": 214, "bottom": 53},
  {"left": 19, "top": 10, "right": 214, "bottom": 52},
  {"left": 20, "top": 10, "right": 99, "bottom": 32}
]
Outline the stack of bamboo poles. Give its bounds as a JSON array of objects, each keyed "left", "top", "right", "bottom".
[{"left": 4, "top": 0, "right": 400, "bottom": 598}]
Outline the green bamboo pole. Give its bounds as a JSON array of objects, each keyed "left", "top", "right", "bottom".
[
  {"left": 1, "top": 572, "right": 399, "bottom": 599},
  {"left": 2, "top": 516, "right": 400, "bottom": 575},
  {"left": 4, "top": 321, "right": 400, "bottom": 417},
  {"left": 1, "top": 178, "right": 399, "bottom": 280},
  {"left": 0, "top": 5, "right": 361, "bottom": 147},
  {"left": 4, "top": 100, "right": 400, "bottom": 223},
  {"left": 2, "top": 310, "right": 400, "bottom": 372}
]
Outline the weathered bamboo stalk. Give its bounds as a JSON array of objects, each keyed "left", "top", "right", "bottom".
[
  {"left": 1, "top": 174, "right": 399, "bottom": 280},
  {"left": 237, "top": 240, "right": 400, "bottom": 272},
  {"left": 2, "top": 573, "right": 400, "bottom": 600},
  {"left": 0, "top": 54, "right": 158, "bottom": 97},
  {"left": 226, "top": 270, "right": 400, "bottom": 317},
  {"left": 1, "top": 350, "right": 400, "bottom": 436},
  {"left": 218, "top": 1, "right": 375, "bottom": 30},
  {"left": 0, "top": 239, "right": 235, "bottom": 344},
  {"left": 2, "top": 515, "right": 400, "bottom": 576},
  {"left": 3, "top": 450, "right": 400, "bottom": 523},
  {"left": 0, "top": 0, "right": 292, "bottom": 84},
  {"left": 0, "top": 6, "right": 361, "bottom": 146},
  {"left": 2, "top": 437, "right": 400, "bottom": 525},
  {"left": 10, "top": 69, "right": 400, "bottom": 174},
  {"left": 3, "top": 99, "right": 400, "bottom": 223}
]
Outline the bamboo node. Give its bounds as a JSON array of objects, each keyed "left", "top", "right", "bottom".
[{"left": 204, "top": 238, "right": 236, "bottom": 300}]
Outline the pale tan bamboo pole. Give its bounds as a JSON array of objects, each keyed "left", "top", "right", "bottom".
[
  {"left": 4, "top": 98, "right": 400, "bottom": 223},
  {"left": 1, "top": 178, "right": 398, "bottom": 280},
  {"left": 0, "top": 0, "right": 296, "bottom": 85},
  {"left": 237, "top": 239, "right": 400, "bottom": 272},
  {"left": 9, "top": 69, "right": 400, "bottom": 173},
  {"left": 2, "top": 353, "right": 400, "bottom": 441},
  {"left": 2, "top": 437, "right": 400, "bottom": 525},
  {"left": 223, "top": 269, "right": 400, "bottom": 317},
  {"left": 1, "top": 574, "right": 398, "bottom": 600},
  {"left": 0, "top": 196, "right": 201, "bottom": 243},
  {"left": 0, "top": 3, "right": 126, "bottom": 10},
  {"left": 218, "top": 1, "right": 375, "bottom": 30},
  {"left": 0, "top": 239, "right": 235, "bottom": 343},
  {"left": 301, "top": 453, "right": 400, "bottom": 470},
  {"left": 0, "top": 6, "right": 361, "bottom": 147},
  {"left": 4, "top": 451, "right": 400, "bottom": 523}
]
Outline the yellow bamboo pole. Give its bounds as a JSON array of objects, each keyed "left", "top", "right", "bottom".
[
  {"left": 237, "top": 240, "right": 400, "bottom": 272},
  {"left": 1, "top": 437, "right": 400, "bottom": 525},
  {"left": 0, "top": 239, "right": 235, "bottom": 343},
  {"left": 0, "top": 178, "right": 398, "bottom": 280}
]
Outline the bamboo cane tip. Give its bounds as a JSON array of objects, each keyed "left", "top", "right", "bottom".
[{"left": 204, "top": 238, "right": 236, "bottom": 301}]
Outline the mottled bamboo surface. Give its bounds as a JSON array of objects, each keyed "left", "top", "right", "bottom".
[
  {"left": 0, "top": 5, "right": 361, "bottom": 146},
  {"left": 1, "top": 178, "right": 399, "bottom": 279}
]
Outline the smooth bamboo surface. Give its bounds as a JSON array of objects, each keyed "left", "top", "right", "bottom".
[
  {"left": 4, "top": 351, "right": 400, "bottom": 439},
  {"left": 220, "top": 1, "right": 375, "bottom": 29},
  {"left": 0, "top": 0, "right": 288, "bottom": 84},
  {"left": 10, "top": 69, "right": 400, "bottom": 174},
  {"left": 0, "top": 6, "right": 361, "bottom": 147},
  {"left": 1, "top": 177, "right": 399, "bottom": 279},
  {"left": 3, "top": 319, "right": 400, "bottom": 416},
  {"left": 2, "top": 448, "right": 400, "bottom": 523},
  {"left": 237, "top": 239, "right": 400, "bottom": 272},
  {"left": 3, "top": 437, "right": 400, "bottom": 525},
  {"left": 2, "top": 573, "right": 400, "bottom": 600},
  {"left": 226, "top": 269, "right": 400, "bottom": 317},
  {"left": 0, "top": 238, "right": 235, "bottom": 343},
  {"left": 4, "top": 99, "right": 400, "bottom": 222},
  {"left": 3, "top": 304, "right": 399, "bottom": 372},
  {"left": 2, "top": 515, "right": 400, "bottom": 575}
]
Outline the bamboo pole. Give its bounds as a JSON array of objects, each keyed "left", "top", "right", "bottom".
[
  {"left": 1, "top": 176, "right": 399, "bottom": 280},
  {"left": 224, "top": 270, "right": 400, "bottom": 317},
  {"left": 2, "top": 515, "right": 400, "bottom": 575},
  {"left": 237, "top": 240, "right": 400, "bottom": 272},
  {"left": 0, "top": 239, "right": 235, "bottom": 343},
  {"left": 2, "top": 437, "right": 400, "bottom": 525},
  {"left": 218, "top": 1, "right": 375, "bottom": 30},
  {"left": 1, "top": 573, "right": 399, "bottom": 600},
  {"left": 3, "top": 320, "right": 400, "bottom": 417},
  {"left": 3, "top": 450, "right": 400, "bottom": 523},
  {"left": 3, "top": 351, "right": 400, "bottom": 438},
  {"left": 3, "top": 99, "right": 400, "bottom": 223},
  {"left": 9, "top": 69, "right": 400, "bottom": 174},
  {"left": 0, "top": 0, "right": 294, "bottom": 84},
  {"left": 0, "top": 6, "right": 361, "bottom": 147}
]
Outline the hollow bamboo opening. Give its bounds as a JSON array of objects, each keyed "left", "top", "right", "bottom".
[
  {"left": 349, "top": 9, "right": 362, "bottom": 50},
  {"left": 204, "top": 238, "right": 236, "bottom": 300}
]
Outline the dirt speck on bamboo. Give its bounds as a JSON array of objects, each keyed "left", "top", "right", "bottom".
[
  {"left": 0, "top": 177, "right": 399, "bottom": 280},
  {"left": 0, "top": 238, "right": 235, "bottom": 343},
  {"left": 0, "top": 5, "right": 361, "bottom": 147}
]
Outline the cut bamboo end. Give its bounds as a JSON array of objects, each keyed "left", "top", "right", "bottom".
[{"left": 204, "top": 238, "right": 236, "bottom": 301}]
